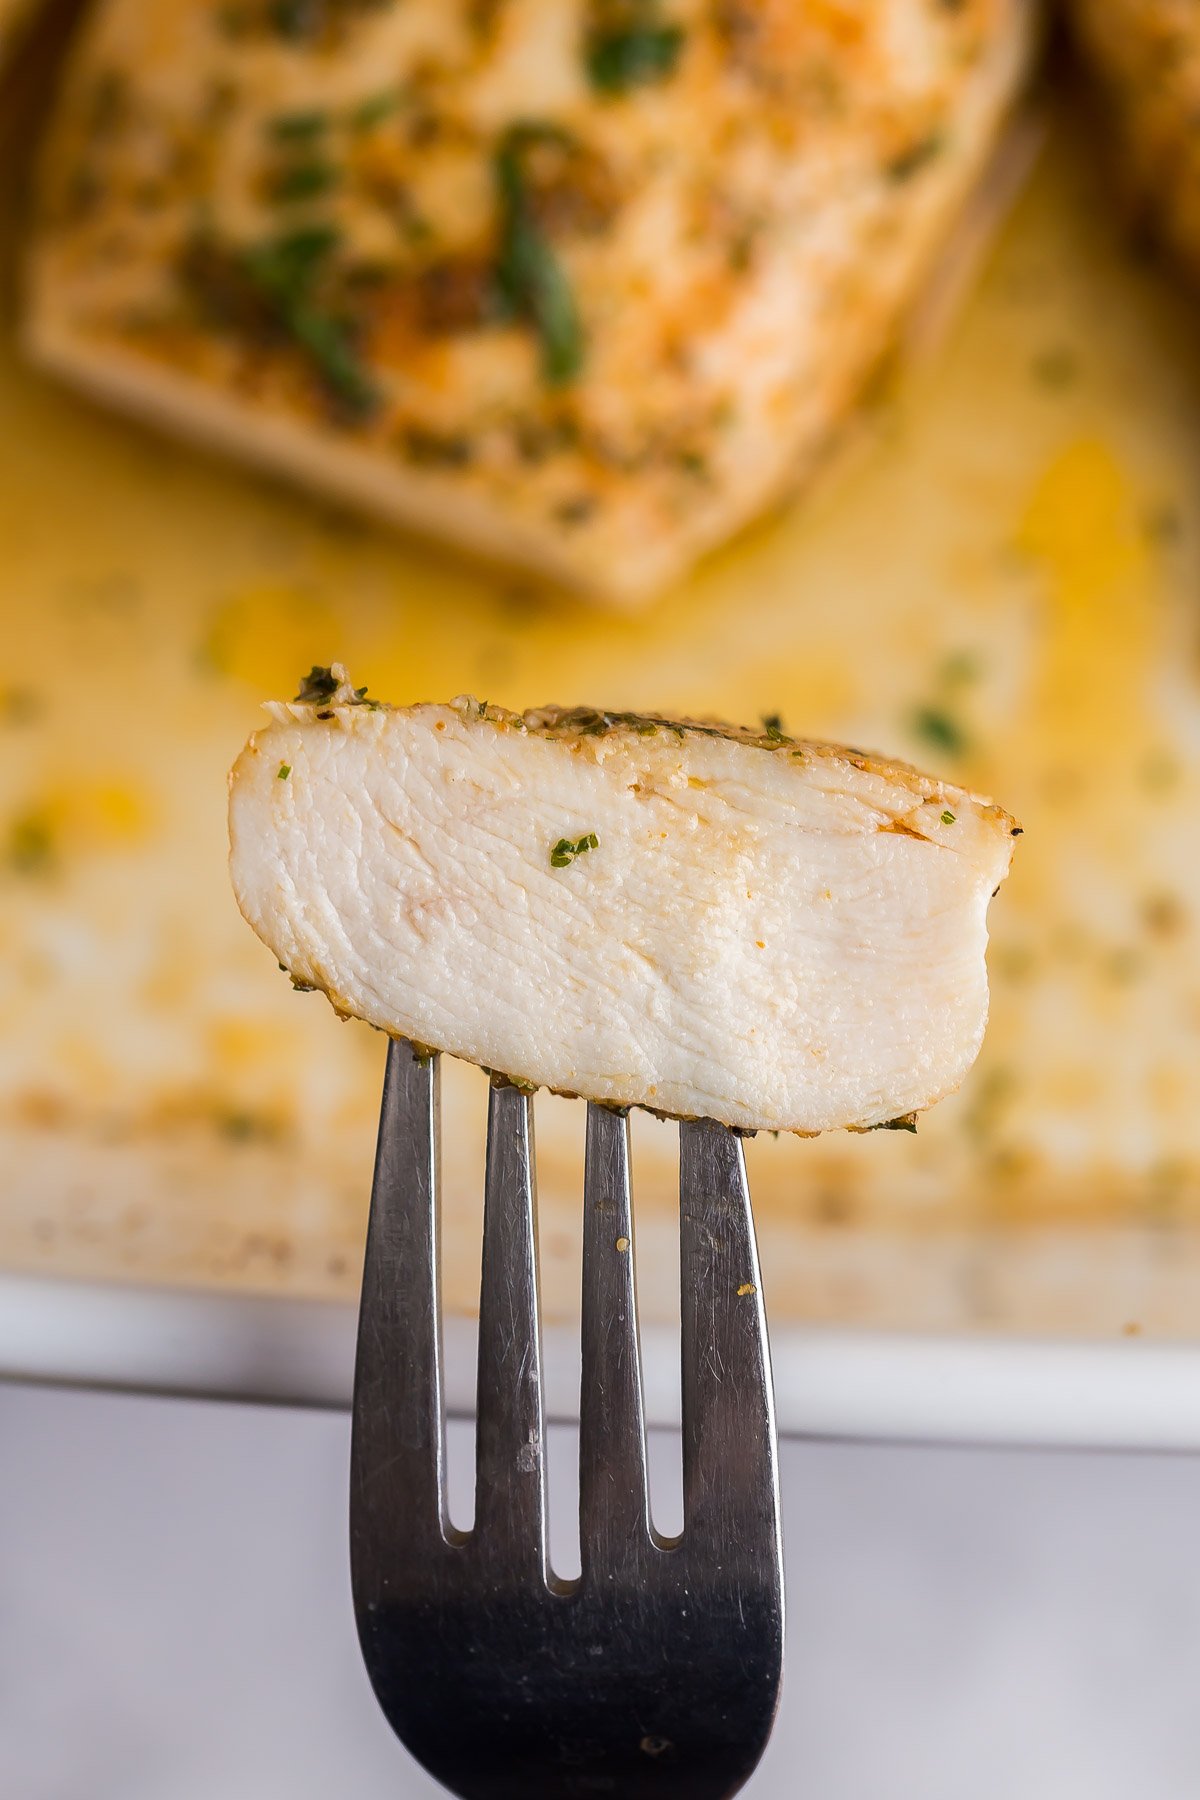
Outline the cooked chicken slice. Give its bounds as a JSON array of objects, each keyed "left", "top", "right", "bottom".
[
  {"left": 28, "top": 0, "right": 1035, "bottom": 603},
  {"left": 1068, "top": 0, "right": 1200, "bottom": 280},
  {"left": 228, "top": 670, "right": 1019, "bottom": 1134}
]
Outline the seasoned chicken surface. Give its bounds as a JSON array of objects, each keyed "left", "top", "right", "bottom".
[
  {"left": 1068, "top": 0, "right": 1200, "bottom": 280},
  {"left": 28, "top": 0, "right": 1034, "bottom": 602},
  {"left": 229, "top": 670, "right": 1019, "bottom": 1133}
]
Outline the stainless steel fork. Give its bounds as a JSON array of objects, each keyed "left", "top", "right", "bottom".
[{"left": 350, "top": 1039, "right": 784, "bottom": 1799}]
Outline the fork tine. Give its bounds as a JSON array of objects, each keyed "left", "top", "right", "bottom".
[
  {"left": 350, "top": 1039, "right": 449, "bottom": 1589},
  {"left": 579, "top": 1104, "right": 653, "bottom": 1576},
  {"left": 678, "top": 1120, "right": 779, "bottom": 1548},
  {"left": 472, "top": 1082, "right": 549, "bottom": 1579}
]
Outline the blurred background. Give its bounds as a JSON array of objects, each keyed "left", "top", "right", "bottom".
[
  {"left": 5, "top": 0, "right": 1200, "bottom": 1792},
  {"left": 7, "top": 1388, "right": 1200, "bottom": 1800}
]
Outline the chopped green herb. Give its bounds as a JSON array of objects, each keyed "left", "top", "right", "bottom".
[
  {"left": 911, "top": 706, "right": 967, "bottom": 757},
  {"left": 886, "top": 132, "right": 945, "bottom": 182},
  {"left": 287, "top": 303, "right": 375, "bottom": 411},
  {"left": 266, "top": 159, "right": 339, "bottom": 204},
  {"left": 295, "top": 665, "right": 339, "bottom": 703},
  {"left": 260, "top": 222, "right": 342, "bottom": 268},
  {"left": 278, "top": 762, "right": 292, "bottom": 780},
  {"left": 540, "top": 705, "right": 756, "bottom": 744},
  {"left": 940, "top": 808, "right": 956, "bottom": 825},
  {"left": 761, "top": 713, "right": 784, "bottom": 740},
  {"left": 237, "top": 228, "right": 378, "bottom": 416},
  {"left": 348, "top": 89, "right": 403, "bottom": 131},
  {"left": 550, "top": 831, "right": 600, "bottom": 868},
  {"left": 293, "top": 666, "right": 381, "bottom": 708},
  {"left": 216, "top": 1106, "right": 281, "bottom": 1143},
  {"left": 585, "top": 19, "right": 685, "bottom": 93},
  {"left": 182, "top": 220, "right": 376, "bottom": 421},
  {"left": 268, "top": 108, "right": 329, "bottom": 142},
  {"left": 872, "top": 1114, "right": 919, "bottom": 1133},
  {"left": 494, "top": 125, "right": 585, "bottom": 385}
]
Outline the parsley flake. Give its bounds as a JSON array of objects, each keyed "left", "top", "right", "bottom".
[
  {"left": 586, "top": 17, "right": 685, "bottom": 94},
  {"left": 550, "top": 831, "right": 599, "bottom": 868},
  {"left": 886, "top": 132, "right": 945, "bottom": 182},
  {"left": 268, "top": 109, "right": 329, "bottom": 143},
  {"left": 295, "top": 665, "right": 339, "bottom": 704},
  {"left": 348, "top": 89, "right": 403, "bottom": 131},
  {"left": 184, "top": 224, "right": 379, "bottom": 419},
  {"left": 293, "top": 666, "right": 381, "bottom": 708},
  {"left": 266, "top": 159, "right": 340, "bottom": 205},
  {"left": 494, "top": 125, "right": 585, "bottom": 385},
  {"left": 912, "top": 706, "right": 967, "bottom": 758}
]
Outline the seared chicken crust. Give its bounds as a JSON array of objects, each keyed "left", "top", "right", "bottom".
[
  {"left": 29, "top": 0, "right": 1034, "bottom": 601},
  {"left": 229, "top": 671, "right": 1019, "bottom": 1133}
]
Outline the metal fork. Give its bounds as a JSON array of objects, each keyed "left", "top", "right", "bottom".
[{"left": 350, "top": 1039, "right": 784, "bottom": 1799}]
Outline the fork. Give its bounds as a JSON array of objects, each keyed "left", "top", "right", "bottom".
[{"left": 350, "top": 1039, "right": 784, "bottom": 1799}]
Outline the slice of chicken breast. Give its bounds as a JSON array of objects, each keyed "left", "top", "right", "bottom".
[
  {"left": 1068, "top": 0, "right": 1200, "bottom": 281},
  {"left": 27, "top": 0, "right": 1035, "bottom": 603},
  {"left": 228, "top": 670, "right": 1019, "bottom": 1133}
]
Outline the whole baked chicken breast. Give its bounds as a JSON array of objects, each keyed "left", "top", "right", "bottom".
[
  {"left": 229, "top": 670, "right": 1020, "bottom": 1134},
  {"left": 28, "top": 0, "right": 1035, "bottom": 602}
]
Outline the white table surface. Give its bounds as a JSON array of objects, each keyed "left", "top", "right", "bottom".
[{"left": 2, "top": 1380, "right": 1199, "bottom": 1800}]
